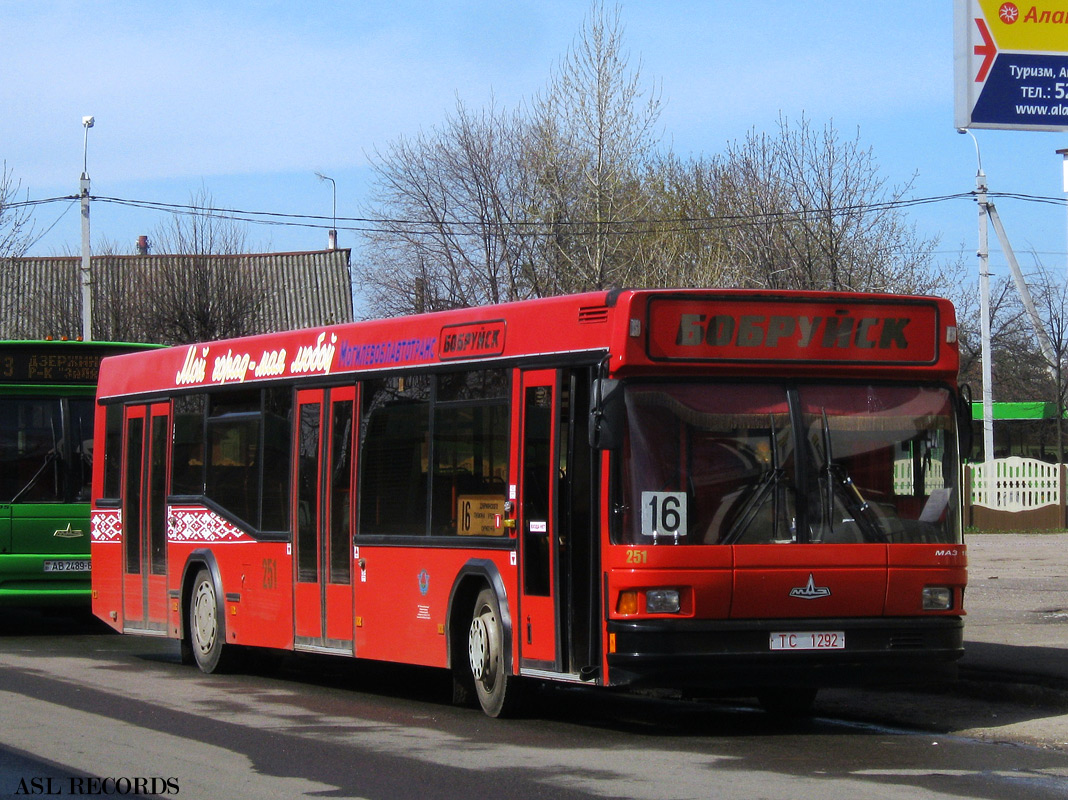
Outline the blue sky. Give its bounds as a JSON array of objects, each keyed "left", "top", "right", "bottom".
[{"left": 5, "top": 1, "right": 1068, "bottom": 301}]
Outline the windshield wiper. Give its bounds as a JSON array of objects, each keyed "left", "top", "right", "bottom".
[
  {"left": 722, "top": 415, "right": 785, "bottom": 544},
  {"left": 9, "top": 415, "right": 65, "bottom": 504},
  {"left": 9, "top": 449, "right": 59, "bottom": 504},
  {"left": 819, "top": 408, "right": 887, "bottom": 543}
]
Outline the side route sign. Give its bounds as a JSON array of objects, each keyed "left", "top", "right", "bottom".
[{"left": 955, "top": 0, "right": 1068, "bottom": 130}]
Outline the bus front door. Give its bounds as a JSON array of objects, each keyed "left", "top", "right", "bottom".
[
  {"left": 293, "top": 387, "right": 356, "bottom": 654},
  {"left": 517, "top": 370, "right": 562, "bottom": 670},
  {"left": 121, "top": 403, "right": 170, "bottom": 634}
]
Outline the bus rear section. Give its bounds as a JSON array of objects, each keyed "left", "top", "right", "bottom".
[{"left": 597, "top": 293, "right": 967, "bottom": 710}]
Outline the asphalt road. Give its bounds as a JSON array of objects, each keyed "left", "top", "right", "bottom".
[{"left": 1, "top": 610, "right": 1067, "bottom": 800}]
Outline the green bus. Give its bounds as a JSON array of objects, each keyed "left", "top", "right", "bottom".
[{"left": 0, "top": 341, "right": 153, "bottom": 607}]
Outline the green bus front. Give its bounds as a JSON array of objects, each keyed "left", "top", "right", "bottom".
[{"left": 0, "top": 342, "right": 143, "bottom": 607}]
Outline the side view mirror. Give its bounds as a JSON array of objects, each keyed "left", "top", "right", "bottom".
[
  {"left": 957, "top": 384, "right": 974, "bottom": 460},
  {"left": 589, "top": 378, "right": 624, "bottom": 450}
]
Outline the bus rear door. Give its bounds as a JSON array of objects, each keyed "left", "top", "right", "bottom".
[
  {"left": 293, "top": 387, "right": 356, "bottom": 654},
  {"left": 121, "top": 402, "right": 170, "bottom": 634}
]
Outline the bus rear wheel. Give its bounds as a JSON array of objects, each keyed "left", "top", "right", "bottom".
[
  {"left": 468, "top": 588, "right": 522, "bottom": 717},
  {"left": 188, "top": 568, "right": 234, "bottom": 673}
]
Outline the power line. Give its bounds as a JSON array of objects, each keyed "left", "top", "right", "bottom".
[
  {"left": 9, "top": 189, "right": 1068, "bottom": 240},
  {"left": 89, "top": 191, "right": 983, "bottom": 235},
  {"left": 23, "top": 199, "right": 78, "bottom": 251}
]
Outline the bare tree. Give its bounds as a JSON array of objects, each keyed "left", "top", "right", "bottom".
[
  {"left": 626, "top": 152, "right": 727, "bottom": 287},
  {"left": 1013, "top": 263, "right": 1068, "bottom": 462},
  {"left": 712, "top": 116, "right": 948, "bottom": 295},
  {"left": 362, "top": 99, "right": 534, "bottom": 315},
  {"left": 134, "top": 189, "right": 266, "bottom": 343},
  {"left": 358, "top": 5, "right": 956, "bottom": 316},
  {"left": 0, "top": 162, "right": 36, "bottom": 332},
  {"left": 527, "top": 1, "right": 662, "bottom": 293},
  {"left": 360, "top": 2, "right": 665, "bottom": 313},
  {"left": 0, "top": 162, "right": 33, "bottom": 259}
]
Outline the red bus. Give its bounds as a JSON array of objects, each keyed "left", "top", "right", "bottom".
[{"left": 91, "top": 289, "right": 968, "bottom": 716}]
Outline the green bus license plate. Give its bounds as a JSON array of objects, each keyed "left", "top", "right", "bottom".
[
  {"left": 770, "top": 631, "right": 845, "bottom": 651},
  {"left": 43, "top": 560, "right": 91, "bottom": 573}
]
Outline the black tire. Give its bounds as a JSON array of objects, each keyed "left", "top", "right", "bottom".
[
  {"left": 188, "top": 567, "right": 235, "bottom": 673},
  {"left": 467, "top": 588, "right": 522, "bottom": 717},
  {"left": 757, "top": 687, "right": 818, "bottom": 716}
]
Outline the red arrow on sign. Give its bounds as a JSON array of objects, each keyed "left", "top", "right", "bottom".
[{"left": 973, "top": 17, "right": 997, "bottom": 83}]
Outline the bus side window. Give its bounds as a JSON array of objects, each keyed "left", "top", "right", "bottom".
[
  {"left": 102, "top": 404, "right": 123, "bottom": 500},
  {"left": 432, "top": 369, "right": 509, "bottom": 537},
  {"left": 171, "top": 395, "right": 206, "bottom": 496},
  {"left": 359, "top": 376, "right": 431, "bottom": 537}
]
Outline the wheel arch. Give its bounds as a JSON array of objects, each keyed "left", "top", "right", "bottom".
[
  {"left": 179, "top": 548, "right": 224, "bottom": 641},
  {"left": 446, "top": 558, "right": 513, "bottom": 674}
]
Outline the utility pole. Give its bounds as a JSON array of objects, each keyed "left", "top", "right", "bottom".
[
  {"left": 960, "top": 128, "right": 994, "bottom": 463},
  {"left": 80, "top": 116, "right": 94, "bottom": 341},
  {"left": 1059, "top": 148, "right": 1068, "bottom": 286}
]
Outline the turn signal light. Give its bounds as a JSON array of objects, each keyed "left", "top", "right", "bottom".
[{"left": 616, "top": 590, "right": 639, "bottom": 615}]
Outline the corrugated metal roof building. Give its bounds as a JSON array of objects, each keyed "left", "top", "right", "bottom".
[{"left": 0, "top": 249, "right": 353, "bottom": 344}]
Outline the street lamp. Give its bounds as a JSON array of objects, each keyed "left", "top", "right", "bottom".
[
  {"left": 958, "top": 127, "right": 993, "bottom": 464},
  {"left": 315, "top": 171, "right": 337, "bottom": 250},
  {"left": 80, "top": 116, "right": 95, "bottom": 341},
  {"left": 81, "top": 116, "right": 94, "bottom": 178}
]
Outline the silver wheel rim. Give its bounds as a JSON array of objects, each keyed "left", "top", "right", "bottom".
[
  {"left": 468, "top": 604, "right": 499, "bottom": 688},
  {"left": 192, "top": 579, "right": 217, "bottom": 656}
]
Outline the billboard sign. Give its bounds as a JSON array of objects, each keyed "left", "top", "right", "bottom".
[{"left": 955, "top": 0, "right": 1068, "bottom": 130}]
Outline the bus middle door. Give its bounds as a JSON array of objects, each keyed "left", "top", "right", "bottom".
[
  {"left": 516, "top": 369, "right": 562, "bottom": 671},
  {"left": 120, "top": 402, "right": 170, "bottom": 634},
  {"left": 293, "top": 387, "right": 355, "bottom": 655}
]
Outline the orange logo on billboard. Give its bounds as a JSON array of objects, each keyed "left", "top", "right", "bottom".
[{"left": 999, "top": 2, "right": 1020, "bottom": 23}]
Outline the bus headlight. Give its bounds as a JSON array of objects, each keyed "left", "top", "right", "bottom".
[
  {"left": 922, "top": 586, "right": 953, "bottom": 611},
  {"left": 645, "top": 589, "right": 681, "bottom": 614}
]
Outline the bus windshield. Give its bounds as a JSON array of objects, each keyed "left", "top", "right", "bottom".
[
  {"left": 618, "top": 382, "right": 959, "bottom": 546},
  {"left": 0, "top": 397, "right": 95, "bottom": 504}
]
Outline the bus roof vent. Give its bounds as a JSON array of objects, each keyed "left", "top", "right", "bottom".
[{"left": 578, "top": 305, "right": 610, "bottom": 324}]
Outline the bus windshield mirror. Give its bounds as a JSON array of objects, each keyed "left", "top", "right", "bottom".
[{"left": 589, "top": 378, "right": 624, "bottom": 450}]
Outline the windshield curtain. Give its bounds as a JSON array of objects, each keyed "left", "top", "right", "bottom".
[{"left": 618, "top": 382, "right": 960, "bottom": 546}]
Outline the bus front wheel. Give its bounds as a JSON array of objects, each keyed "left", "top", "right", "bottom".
[{"left": 468, "top": 588, "right": 522, "bottom": 717}]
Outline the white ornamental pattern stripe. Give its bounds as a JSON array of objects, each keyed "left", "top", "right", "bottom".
[
  {"left": 91, "top": 509, "right": 122, "bottom": 542},
  {"left": 168, "top": 507, "right": 250, "bottom": 543}
]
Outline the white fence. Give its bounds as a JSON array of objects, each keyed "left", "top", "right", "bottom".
[
  {"left": 893, "top": 458, "right": 943, "bottom": 496},
  {"left": 969, "top": 457, "right": 1061, "bottom": 512}
]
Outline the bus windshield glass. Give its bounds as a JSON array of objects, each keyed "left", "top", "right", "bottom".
[
  {"left": 0, "top": 397, "right": 95, "bottom": 504},
  {"left": 618, "top": 382, "right": 959, "bottom": 546}
]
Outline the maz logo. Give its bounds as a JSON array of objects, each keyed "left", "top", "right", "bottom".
[
  {"left": 789, "top": 574, "right": 831, "bottom": 599},
  {"left": 53, "top": 523, "right": 84, "bottom": 539}
]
